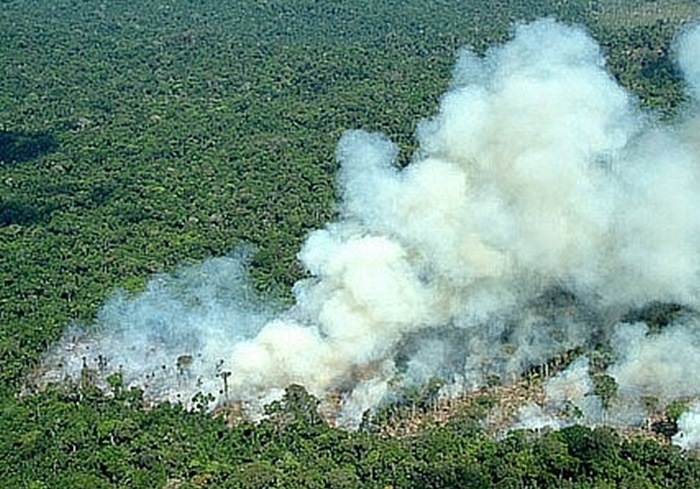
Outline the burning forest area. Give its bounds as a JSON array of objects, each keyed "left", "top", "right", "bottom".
[{"left": 26, "top": 17, "right": 700, "bottom": 454}]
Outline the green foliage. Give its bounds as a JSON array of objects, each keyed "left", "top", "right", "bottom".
[
  {"left": 3, "top": 384, "right": 700, "bottom": 487},
  {"left": 667, "top": 399, "right": 690, "bottom": 422},
  {"left": 592, "top": 374, "right": 619, "bottom": 411},
  {"left": 2, "top": 0, "right": 700, "bottom": 487},
  {"left": 264, "top": 384, "right": 325, "bottom": 429},
  {"left": 589, "top": 344, "right": 616, "bottom": 375},
  {"left": 0, "top": 130, "right": 57, "bottom": 164}
]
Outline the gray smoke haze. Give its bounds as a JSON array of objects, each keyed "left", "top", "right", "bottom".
[{"left": 37, "top": 19, "right": 700, "bottom": 437}]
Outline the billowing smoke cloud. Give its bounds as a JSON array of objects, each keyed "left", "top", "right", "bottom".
[{"left": 37, "top": 19, "right": 700, "bottom": 436}]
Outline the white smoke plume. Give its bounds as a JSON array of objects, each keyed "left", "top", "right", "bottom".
[
  {"left": 37, "top": 19, "right": 700, "bottom": 430},
  {"left": 673, "top": 402, "right": 700, "bottom": 449},
  {"left": 38, "top": 251, "right": 277, "bottom": 406}
]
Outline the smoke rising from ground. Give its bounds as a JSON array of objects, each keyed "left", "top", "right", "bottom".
[{"left": 37, "top": 19, "right": 700, "bottom": 439}]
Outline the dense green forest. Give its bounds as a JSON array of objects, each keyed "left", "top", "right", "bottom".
[{"left": 3, "top": 0, "right": 700, "bottom": 487}]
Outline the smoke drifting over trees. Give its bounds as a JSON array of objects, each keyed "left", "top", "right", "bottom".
[{"left": 38, "top": 19, "right": 700, "bottom": 444}]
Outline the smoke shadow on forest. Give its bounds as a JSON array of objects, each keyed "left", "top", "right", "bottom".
[{"left": 0, "top": 130, "right": 57, "bottom": 165}]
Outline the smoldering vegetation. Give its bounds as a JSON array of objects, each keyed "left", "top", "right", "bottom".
[{"left": 35, "top": 18, "right": 700, "bottom": 448}]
